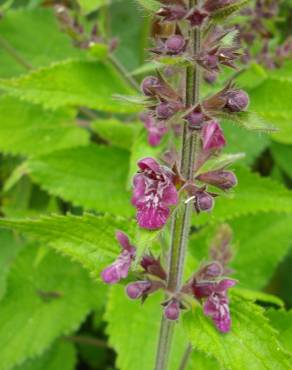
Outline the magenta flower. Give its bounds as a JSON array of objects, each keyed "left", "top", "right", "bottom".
[
  {"left": 126, "top": 281, "right": 152, "bottom": 299},
  {"left": 193, "top": 278, "right": 236, "bottom": 333},
  {"left": 141, "top": 113, "right": 168, "bottom": 147},
  {"left": 101, "top": 231, "right": 136, "bottom": 284},
  {"left": 164, "top": 299, "right": 180, "bottom": 321},
  {"left": 132, "top": 157, "right": 178, "bottom": 230},
  {"left": 202, "top": 120, "right": 226, "bottom": 151}
]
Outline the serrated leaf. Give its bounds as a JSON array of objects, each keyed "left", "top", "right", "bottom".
[
  {"left": 186, "top": 351, "right": 218, "bottom": 370},
  {"left": 271, "top": 142, "right": 292, "bottom": 178},
  {"left": 0, "top": 229, "right": 23, "bottom": 300},
  {"left": 14, "top": 341, "right": 77, "bottom": 370},
  {"left": 105, "top": 285, "right": 188, "bottom": 370},
  {"left": 211, "top": 0, "right": 251, "bottom": 20},
  {"left": 0, "top": 8, "right": 81, "bottom": 78},
  {"left": 196, "top": 153, "right": 245, "bottom": 175},
  {"left": 0, "top": 213, "right": 135, "bottom": 278},
  {"left": 0, "top": 60, "right": 138, "bottom": 113},
  {"left": 91, "top": 119, "right": 138, "bottom": 150},
  {"left": 0, "top": 96, "right": 89, "bottom": 157},
  {"left": 24, "top": 144, "right": 133, "bottom": 217},
  {"left": 196, "top": 167, "right": 292, "bottom": 224},
  {"left": 234, "top": 288, "right": 284, "bottom": 307},
  {"left": 184, "top": 293, "right": 291, "bottom": 370},
  {"left": 222, "top": 111, "right": 278, "bottom": 132},
  {"left": 190, "top": 213, "right": 292, "bottom": 290},
  {"left": 0, "top": 246, "right": 104, "bottom": 370},
  {"left": 266, "top": 309, "right": 292, "bottom": 353}
]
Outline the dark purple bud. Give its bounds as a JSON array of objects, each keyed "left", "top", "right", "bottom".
[
  {"left": 196, "top": 192, "right": 214, "bottom": 212},
  {"left": 164, "top": 299, "right": 180, "bottom": 321},
  {"left": 141, "top": 76, "right": 161, "bottom": 97},
  {"left": 126, "top": 281, "right": 152, "bottom": 299},
  {"left": 186, "top": 111, "right": 204, "bottom": 129},
  {"left": 141, "top": 255, "right": 167, "bottom": 280},
  {"left": 225, "top": 90, "right": 249, "bottom": 112},
  {"left": 202, "top": 121, "right": 226, "bottom": 151},
  {"left": 198, "top": 262, "right": 224, "bottom": 280},
  {"left": 186, "top": 7, "right": 209, "bottom": 27},
  {"left": 156, "top": 5, "right": 187, "bottom": 22},
  {"left": 204, "top": 70, "right": 218, "bottom": 84},
  {"left": 165, "top": 35, "right": 186, "bottom": 55},
  {"left": 197, "top": 170, "right": 237, "bottom": 190}
]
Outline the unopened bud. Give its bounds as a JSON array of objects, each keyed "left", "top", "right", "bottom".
[
  {"left": 225, "top": 90, "right": 249, "bottom": 112},
  {"left": 186, "top": 111, "right": 204, "bottom": 129},
  {"left": 126, "top": 281, "right": 152, "bottom": 299},
  {"left": 197, "top": 171, "right": 237, "bottom": 190},
  {"left": 156, "top": 5, "right": 187, "bottom": 22},
  {"left": 164, "top": 299, "right": 180, "bottom": 321},
  {"left": 165, "top": 35, "right": 186, "bottom": 55},
  {"left": 186, "top": 7, "right": 209, "bottom": 27},
  {"left": 196, "top": 192, "right": 214, "bottom": 212},
  {"left": 141, "top": 76, "right": 161, "bottom": 97}
]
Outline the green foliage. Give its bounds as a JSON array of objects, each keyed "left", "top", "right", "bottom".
[
  {"left": 196, "top": 167, "right": 292, "bottom": 224},
  {"left": 91, "top": 119, "right": 137, "bottom": 150},
  {"left": 0, "top": 8, "right": 81, "bottom": 78},
  {"left": 0, "top": 96, "right": 89, "bottom": 157},
  {"left": 271, "top": 142, "right": 292, "bottom": 178},
  {"left": 266, "top": 309, "right": 292, "bottom": 353},
  {"left": 184, "top": 293, "right": 291, "bottom": 370},
  {"left": 211, "top": 0, "right": 251, "bottom": 20},
  {"left": 105, "top": 285, "right": 188, "bottom": 370},
  {"left": 136, "top": 0, "right": 160, "bottom": 12},
  {"left": 0, "top": 60, "right": 138, "bottom": 113},
  {"left": 14, "top": 341, "right": 77, "bottom": 370},
  {"left": 0, "top": 246, "right": 103, "bottom": 370},
  {"left": 0, "top": 213, "right": 135, "bottom": 278},
  {"left": 24, "top": 144, "right": 133, "bottom": 216}
]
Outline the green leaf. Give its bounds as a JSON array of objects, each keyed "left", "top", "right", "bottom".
[
  {"left": 223, "top": 111, "right": 278, "bottom": 132},
  {"left": 189, "top": 213, "right": 292, "bottom": 290},
  {"left": 0, "top": 96, "right": 89, "bottom": 157},
  {"left": 184, "top": 293, "right": 291, "bottom": 370},
  {"left": 0, "top": 229, "right": 23, "bottom": 300},
  {"left": 186, "top": 351, "right": 218, "bottom": 370},
  {"left": 211, "top": 0, "right": 251, "bottom": 20},
  {"left": 91, "top": 119, "right": 138, "bottom": 150},
  {"left": 136, "top": 0, "right": 160, "bottom": 12},
  {"left": 196, "top": 167, "right": 292, "bottom": 224},
  {"left": 78, "top": 0, "right": 107, "bottom": 14},
  {"left": 266, "top": 309, "right": 292, "bottom": 353},
  {"left": 234, "top": 288, "right": 284, "bottom": 308},
  {"left": 105, "top": 285, "right": 188, "bottom": 370},
  {"left": 196, "top": 153, "right": 245, "bottom": 175},
  {"left": 0, "top": 60, "right": 138, "bottom": 113},
  {"left": 0, "top": 246, "right": 104, "bottom": 370},
  {"left": 0, "top": 9, "right": 81, "bottom": 78},
  {"left": 271, "top": 142, "right": 292, "bottom": 178},
  {"left": 24, "top": 144, "right": 133, "bottom": 217},
  {"left": 0, "top": 213, "right": 135, "bottom": 278},
  {"left": 14, "top": 341, "right": 77, "bottom": 370}
]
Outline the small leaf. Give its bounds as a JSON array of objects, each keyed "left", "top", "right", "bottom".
[
  {"left": 0, "top": 213, "right": 135, "bottom": 278},
  {"left": 196, "top": 153, "right": 245, "bottom": 175},
  {"left": 184, "top": 292, "right": 291, "bottom": 370},
  {"left": 0, "top": 60, "right": 138, "bottom": 113}
]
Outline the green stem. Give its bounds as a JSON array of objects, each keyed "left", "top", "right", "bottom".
[
  {"left": 154, "top": 1, "right": 201, "bottom": 369},
  {"left": 0, "top": 36, "right": 32, "bottom": 70},
  {"left": 109, "top": 54, "right": 140, "bottom": 92},
  {"left": 178, "top": 344, "right": 193, "bottom": 370}
]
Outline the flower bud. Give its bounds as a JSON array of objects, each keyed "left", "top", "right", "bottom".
[
  {"left": 198, "top": 261, "right": 224, "bottom": 280},
  {"left": 225, "top": 90, "right": 249, "bottom": 112},
  {"left": 141, "top": 76, "right": 161, "bottom": 97},
  {"left": 165, "top": 35, "right": 186, "bottom": 55},
  {"left": 202, "top": 121, "right": 226, "bottom": 151},
  {"left": 204, "top": 0, "right": 236, "bottom": 13},
  {"left": 141, "top": 255, "right": 167, "bottom": 280},
  {"left": 196, "top": 191, "right": 214, "bottom": 212},
  {"left": 164, "top": 299, "right": 180, "bottom": 321},
  {"left": 186, "top": 111, "right": 204, "bottom": 129},
  {"left": 126, "top": 281, "right": 152, "bottom": 299},
  {"left": 156, "top": 5, "right": 187, "bottom": 22},
  {"left": 186, "top": 7, "right": 209, "bottom": 27},
  {"left": 101, "top": 265, "right": 120, "bottom": 284},
  {"left": 197, "top": 171, "right": 237, "bottom": 190}
]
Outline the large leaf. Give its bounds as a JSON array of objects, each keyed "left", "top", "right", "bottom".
[
  {"left": 0, "top": 60, "right": 138, "bottom": 113},
  {"left": 0, "top": 213, "right": 135, "bottom": 278},
  {"left": 14, "top": 341, "right": 77, "bottom": 370},
  {"left": 0, "top": 96, "right": 89, "bottom": 157},
  {"left": 0, "top": 246, "right": 104, "bottom": 370},
  {"left": 196, "top": 167, "right": 292, "bottom": 224},
  {"left": 266, "top": 309, "right": 292, "bottom": 353},
  {"left": 189, "top": 213, "right": 292, "bottom": 290},
  {"left": 105, "top": 285, "right": 188, "bottom": 370},
  {"left": 184, "top": 293, "right": 291, "bottom": 370},
  {"left": 271, "top": 142, "right": 292, "bottom": 178},
  {"left": 0, "top": 8, "right": 81, "bottom": 78},
  {"left": 0, "top": 229, "right": 23, "bottom": 300},
  {"left": 24, "top": 144, "right": 133, "bottom": 217}
]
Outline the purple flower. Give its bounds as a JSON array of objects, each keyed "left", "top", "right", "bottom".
[
  {"left": 225, "top": 90, "right": 249, "bottom": 112},
  {"left": 126, "top": 281, "right": 152, "bottom": 299},
  {"left": 202, "top": 121, "right": 226, "bottom": 151},
  {"left": 197, "top": 170, "right": 237, "bottom": 190},
  {"left": 164, "top": 35, "right": 186, "bottom": 55},
  {"left": 132, "top": 157, "right": 178, "bottom": 230},
  {"left": 193, "top": 279, "right": 237, "bottom": 333},
  {"left": 156, "top": 5, "right": 187, "bottom": 22},
  {"left": 101, "top": 231, "right": 136, "bottom": 284},
  {"left": 164, "top": 299, "right": 180, "bottom": 321},
  {"left": 141, "top": 113, "right": 168, "bottom": 147},
  {"left": 186, "top": 7, "right": 209, "bottom": 27}
]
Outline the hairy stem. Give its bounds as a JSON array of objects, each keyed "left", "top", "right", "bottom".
[
  {"left": 178, "top": 344, "right": 193, "bottom": 370},
  {"left": 154, "top": 1, "right": 201, "bottom": 369}
]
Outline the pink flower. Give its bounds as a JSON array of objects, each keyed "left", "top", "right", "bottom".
[
  {"left": 193, "top": 278, "right": 236, "bottom": 333},
  {"left": 164, "top": 299, "right": 180, "bottom": 321},
  {"left": 101, "top": 231, "right": 136, "bottom": 284},
  {"left": 141, "top": 113, "right": 168, "bottom": 147},
  {"left": 132, "top": 157, "right": 178, "bottom": 230},
  {"left": 202, "top": 120, "right": 226, "bottom": 151}
]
